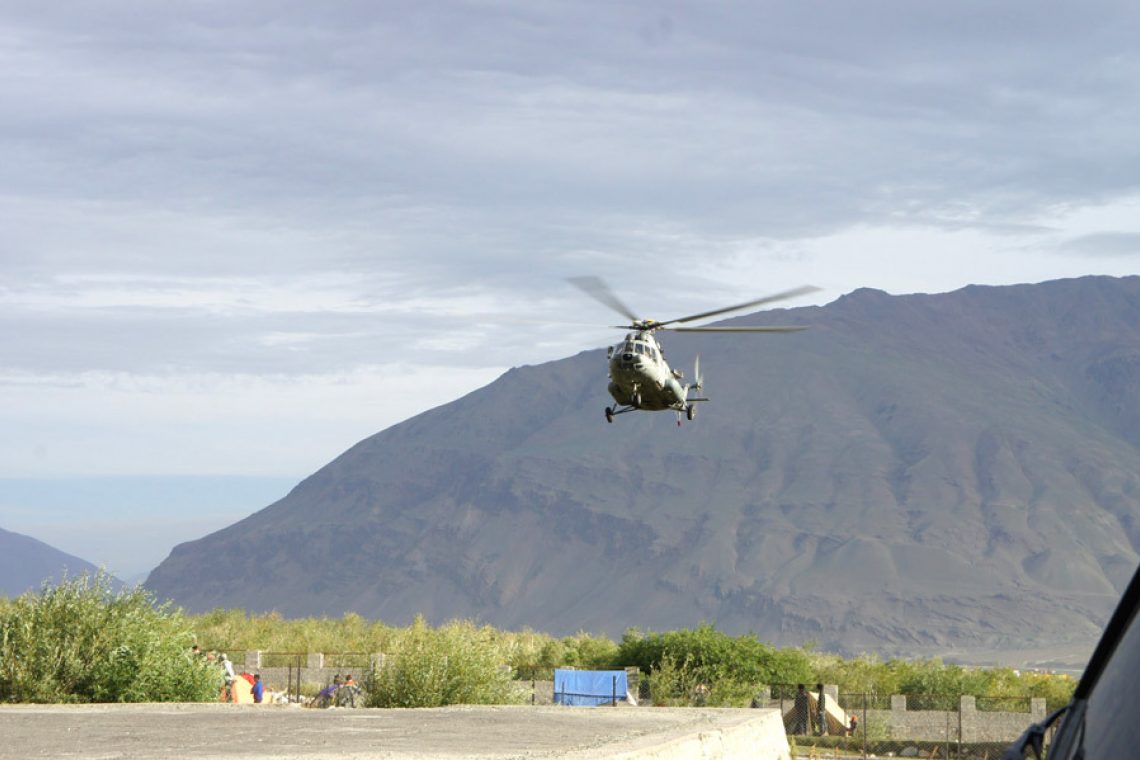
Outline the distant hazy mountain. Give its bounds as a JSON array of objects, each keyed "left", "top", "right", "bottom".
[
  {"left": 0, "top": 527, "right": 109, "bottom": 597},
  {"left": 147, "top": 276, "right": 1140, "bottom": 660}
]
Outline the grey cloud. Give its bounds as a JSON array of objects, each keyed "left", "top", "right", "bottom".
[
  {"left": 5, "top": 1, "right": 1139, "bottom": 244},
  {"left": 3, "top": 1, "right": 1140, "bottom": 380},
  {"left": 1059, "top": 232, "right": 1140, "bottom": 258}
]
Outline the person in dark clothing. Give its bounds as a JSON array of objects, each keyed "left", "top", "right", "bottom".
[
  {"left": 816, "top": 682, "right": 828, "bottom": 736},
  {"left": 792, "top": 684, "right": 810, "bottom": 734}
]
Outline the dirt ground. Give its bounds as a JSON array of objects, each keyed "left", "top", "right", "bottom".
[{"left": 0, "top": 703, "right": 786, "bottom": 759}]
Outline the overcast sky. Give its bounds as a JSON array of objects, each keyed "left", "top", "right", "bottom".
[{"left": 3, "top": 2, "right": 1140, "bottom": 571}]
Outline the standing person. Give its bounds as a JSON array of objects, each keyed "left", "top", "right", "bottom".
[
  {"left": 816, "top": 683, "right": 828, "bottom": 736},
  {"left": 792, "top": 684, "right": 810, "bottom": 734},
  {"left": 337, "top": 674, "right": 360, "bottom": 707},
  {"left": 251, "top": 674, "right": 264, "bottom": 704},
  {"left": 220, "top": 654, "right": 236, "bottom": 702},
  {"left": 848, "top": 714, "right": 859, "bottom": 736}
]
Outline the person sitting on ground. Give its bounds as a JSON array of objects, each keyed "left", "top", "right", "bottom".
[
  {"left": 315, "top": 677, "right": 341, "bottom": 708},
  {"left": 314, "top": 683, "right": 336, "bottom": 708}
]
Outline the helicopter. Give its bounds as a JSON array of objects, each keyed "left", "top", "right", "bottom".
[{"left": 568, "top": 276, "right": 819, "bottom": 424}]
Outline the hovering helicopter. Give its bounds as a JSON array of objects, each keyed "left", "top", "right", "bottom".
[{"left": 568, "top": 276, "right": 819, "bottom": 424}]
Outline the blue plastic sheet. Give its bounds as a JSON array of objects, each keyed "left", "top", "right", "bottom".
[{"left": 553, "top": 668, "right": 628, "bottom": 706}]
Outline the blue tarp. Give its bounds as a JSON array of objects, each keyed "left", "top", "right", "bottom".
[{"left": 553, "top": 668, "right": 629, "bottom": 706}]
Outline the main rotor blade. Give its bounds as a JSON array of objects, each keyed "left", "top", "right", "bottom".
[
  {"left": 567, "top": 276, "right": 640, "bottom": 323},
  {"left": 669, "top": 325, "right": 808, "bottom": 333},
  {"left": 658, "top": 285, "right": 820, "bottom": 327}
]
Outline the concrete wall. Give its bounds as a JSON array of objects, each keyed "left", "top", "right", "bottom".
[
  {"left": 850, "top": 694, "right": 1046, "bottom": 742},
  {"left": 560, "top": 708, "right": 790, "bottom": 760},
  {"left": 772, "top": 688, "right": 1046, "bottom": 743}
]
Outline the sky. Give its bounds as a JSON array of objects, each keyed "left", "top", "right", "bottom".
[{"left": 2, "top": 1, "right": 1140, "bottom": 577}]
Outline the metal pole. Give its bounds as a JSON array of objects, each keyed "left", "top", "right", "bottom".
[
  {"left": 612, "top": 675, "right": 617, "bottom": 706},
  {"left": 862, "top": 693, "right": 868, "bottom": 760}
]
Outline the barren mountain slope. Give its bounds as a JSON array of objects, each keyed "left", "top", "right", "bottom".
[
  {"left": 147, "top": 276, "right": 1140, "bottom": 657},
  {"left": 0, "top": 527, "right": 107, "bottom": 596}
]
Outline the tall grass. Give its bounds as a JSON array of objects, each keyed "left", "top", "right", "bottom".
[{"left": 0, "top": 573, "right": 217, "bottom": 703}]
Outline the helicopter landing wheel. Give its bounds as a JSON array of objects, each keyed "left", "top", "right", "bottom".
[
  {"left": 686, "top": 404, "right": 696, "bottom": 421},
  {"left": 632, "top": 393, "right": 642, "bottom": 408},
  {"left": 605, "top": 407, "right": 614, "bottom": 424}
]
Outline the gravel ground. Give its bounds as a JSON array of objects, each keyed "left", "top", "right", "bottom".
[{"left": 0, "top": 703, "right": 780, "bottom": 759}]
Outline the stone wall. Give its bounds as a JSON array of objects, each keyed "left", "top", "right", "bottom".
[
  {"left": 862, "top": 694, "right": 1046, "bottom": 742},
  {"left": 771, "top": 687, "right": 1046, "bottom": 744}
]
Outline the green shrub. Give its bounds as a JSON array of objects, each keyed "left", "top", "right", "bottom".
[
  {"left": 621, "top": 623, "right": 813, "bottom": 706},
  {"left": 559, "top": 632, "right": 620, "bottom": 671},
  {"left": 366, "top": 617, "right": 524, "bottom": 707},
  {"left": 0, "top": 572, "right": 217, "bottom": 703}
]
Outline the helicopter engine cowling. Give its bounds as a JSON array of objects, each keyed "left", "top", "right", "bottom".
[{"left": 607, "top": 381, "right": 634, "bottom": 407}]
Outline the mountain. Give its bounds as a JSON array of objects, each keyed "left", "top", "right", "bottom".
[
  {"left": 147, "top": 276, "right": 1140, "bottom": 660},
  {"left": 0, "top": 527, "right": 110, "bottom": 597}
]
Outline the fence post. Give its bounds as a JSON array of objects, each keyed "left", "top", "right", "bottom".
[
  {"left": 959, "top": 695, "right": 976, "bottom": 745},
  {"left": 612, "top": 675, "right": 617, "bottom": 707},
  {"left": 862, "top": 692, "right": 868, "bottom": 760},
  {"left": 295, "top": 654, "right": 303, "bottom": 703}
]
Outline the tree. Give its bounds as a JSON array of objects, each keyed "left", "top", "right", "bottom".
[{"left": 0, "top": 573, "right": 218, "bottom": 702}]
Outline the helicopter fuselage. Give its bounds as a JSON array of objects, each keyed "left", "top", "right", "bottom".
[
  {"left": 606, "top": 331, "right": 690, "bottom": 411},
  {"left": 568, "top": 275, "right": 816, "bottom": 424}
]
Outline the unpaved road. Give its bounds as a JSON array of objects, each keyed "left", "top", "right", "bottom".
[{"left": 0, "top": 703, "right": 785, "bottom": 759}]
